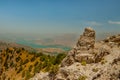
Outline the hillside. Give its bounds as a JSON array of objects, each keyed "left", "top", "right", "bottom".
[
  {"left": 0, "top": 47, "right": 66, "bottom": 80},
  {"left": 30, "top": 27, "right": 120, "bottom": 80}
]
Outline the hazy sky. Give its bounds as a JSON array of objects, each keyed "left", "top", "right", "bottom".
[{"left": 0, "top": 0, "right": 120, "bottom": 34}]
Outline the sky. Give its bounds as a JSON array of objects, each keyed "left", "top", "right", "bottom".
[{"left": 0, "top": 0, "right": 120, "bottom": 35}]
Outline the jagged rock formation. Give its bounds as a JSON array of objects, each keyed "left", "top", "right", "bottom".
[
  {"left": 103, "top": 34, "right": 120, "bottom": 48},
  {"left": 30, "top": 27, "right": 120, "bottom": 80},
  {"left": 103, "top": 34, "right": 120, "bottom": 43},
  {"left": 55, "top": 27, "right": 120, "bottom": 80},
  {"left": 77, "top": 27, "right": 95, "bottom": 49},
  {"left": 61, "top": 27, "right": 96, "bottom": 67}
]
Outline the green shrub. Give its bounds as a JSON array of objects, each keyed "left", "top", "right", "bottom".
[
  {"left": 10, "top": 61, "right": 14, "bottom": 67},
  {"left": 21, "top": 48, "right": 25, "bottom": 51},
  {"left": 49, "top": 65, "right": 59, "bottom": 74},
  {"left": 34, "top": 61, "right": 39, "bottom": 66},
  {"left": 16, "top": 56, "right": 21, "bottom": 62},
  {"left": 22, "top": 71, "right": 25, "bottom": 78},
  {"left": 101, "top": 59, "right": 107, "bottom": 65},
  {"left": 81, "top": 61, "right": 86, "bottom": 66},
  {"left": 20, "top": 60, "right": 23, "bottom": 66},
  {"left": 16, "top": 49, "right": 21, "bottom": 53},
  {"left": 31, "top": 56, "right": 35, "bottom": 62},
  {"left": 25, "top": 70, "right": 33, "bottom": 79},
  {"left": 92, "top": 68, "right": 99, "bottom": 72},
  {"left": 29, "top": 65, "right": 33, "bottom": 72},
  {"left": 23, "top": 59, "right": 29, "bottom": 65},
  {"left": 35, "top": 52, "right": 43, "bottom": 57},
  {"left": 6, "top": 55, "right": 9, "bottom": 60},
  {"left": 44, "top": 61, "right": 52, "bottom": 72},
  {"left": 78, "top": 75, "right": 87, "bottom": 80},
  {"left": 54, "top": 53, "right": 66, "bottom": 65},
  {"left": 4, "top": 59, "right": 8, "bottom": 70},
  {"left": 34, "top": 64, "right": 41, "bottom": 73},
  {"left": 17, "top": 66, "right": 23, "bottom": 73},
  {"left": 40, "top": 55, "right": 47, "bottom": 61}
]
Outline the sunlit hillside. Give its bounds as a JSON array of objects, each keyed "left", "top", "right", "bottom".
[{"left": 0, "top": 47, "right": 66, "bottom": 80}]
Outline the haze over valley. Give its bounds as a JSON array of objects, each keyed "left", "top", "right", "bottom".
[{"left": 0, "top": 0, "right": 120, "bottom": 80}]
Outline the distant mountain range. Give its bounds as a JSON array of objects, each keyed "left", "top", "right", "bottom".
[
  {"left": 0, "top": 32, "right": 119, "bottom": 51},
  {"left": 0, "top": 40, "right": 34, "bottom": 51},
  {"left": 0, "top": 33, "right": 79, "bottom": 51}
]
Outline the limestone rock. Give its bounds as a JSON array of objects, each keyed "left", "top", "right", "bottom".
[
  {"left": 77, "top": 27, "right": 95, "bottom": 50},
  {"left": 55, "top": 27, "right": 120, "bottom": 80},
  {"left": 103, "top": 34, "right": 120, "bottom": 44},
  {"left": 61, "top": 27, "right": 95, "bottom": 67},
  {"left": 61, "top": 55, "right": 75, "bottom": 67},
  {"left": 30, "top": 28, "right": 120, "bottom": 80},
  {"left": 75, "top": 52, "right": 94, "bottom": 63}
]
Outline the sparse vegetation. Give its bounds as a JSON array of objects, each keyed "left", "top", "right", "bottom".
[
  {"left": 54, "top": 53, "right": 66, "bottom": 65},
  {"left": 16, "top": 56, "right": 21, "bottom": 62},
  {"left": 17, "top": 66, "right": 23, "bottom": 73},
  {"left": 23, "top": 59, "right": 29, "bottom": 65},
  {"left": 92, "top": 68, "right": 99, "bottom": 72},
  {"left": 29, "top": 65, "right": 33, "bottom": 72},
  {"left": 22, "top": 70, "right": 25, "bottom": 78},
  {"left": 49, "top": 65, "right": 59, "bottom": 74},
  {"left": 81, "top": 61, "right": 87, "bottom": 66},
  {"left": 34, "top": 63, "right": 41, "bottom": 73},
  {"left": 78, "top": 75, "right": 87, "bottom": 80},
  {"left": 25, "top": 70, "right": 33, "bottom": 79},
  {"left": 31, "top": 56, "right": 35, "bottom": 62},
  {"left": 1, "top": 47, "right": 67, "bottom": 79}
]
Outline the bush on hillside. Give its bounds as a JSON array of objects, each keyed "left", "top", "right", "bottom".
[
  {"left": 22, "top": 71, "right": 25, "bottom": 78},
  {"left": 16, "top": 56, "right": 21, "bottom": 62},
  {"left": 48, "top": 65, "right": 59, "bottom": 79},
  {"left": 25, "top": 70, "right": 33, "bottom": 79},
  {"left": 34, "top": 63, "right": 42, "bottom": 73},
  {"left": 31, "top": 56, "right": 35, "bottom": 62},
  {"left": 54, "top": 53, "right": 66, "bottom": 65},
  {"left": 23, "top": 59, "right": 29, "bottom": 65},
  {"left": 17, "top": 66, "right": 23, "bottom": 73},
  {"left": 29, "top": 65, "right": 33, "bottom": 72}
]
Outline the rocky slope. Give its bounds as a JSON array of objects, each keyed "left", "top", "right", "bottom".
[
  {"left": 31, "top": 27, "right": 120, "bottom": 80},
  {"left": 0, "top": 47, "right": 66, "bottom": 80}
]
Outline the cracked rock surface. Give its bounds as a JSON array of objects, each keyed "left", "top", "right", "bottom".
[{"left": 30, "top": 27, "right": 120, "bottom": 80}]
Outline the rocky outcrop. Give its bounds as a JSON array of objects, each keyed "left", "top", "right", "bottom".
[
  {"left": 103, "top": 34, "right": 120, "bottom": 43},
  {"left": 77, "top": 27, "right": 95, "bottom": 49},
  {"left": 30, "top": 27, "right": 120, "bottom": 80},
  {"left": 103, "top": 34, "right": 120, "bottom": 48},
  {"left": 55, "top": 27, "right": 120, "bottom": 80},
  {"left": 61, "top": 27, "right": 96, "bottom": 67}
]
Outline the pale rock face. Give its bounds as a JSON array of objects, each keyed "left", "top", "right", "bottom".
[
  {"left": 30, "top": 72, "right": 49, "bottom": 80},
  {"left": 77, "top": 27, "right": 95, "bottom": 50},
  {"left": 30, "top": 27, "right": 120, "bottom": 80},
  {"left": 55, "top": 27, "right": 120, "bottom": 80},
  {"left": 61, "top": 27, "right": 96, "bottom": 67},
  {"left": 61, "top": 55, "right": 75, "bottom": 67}
]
